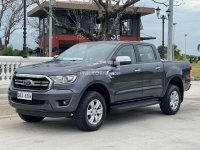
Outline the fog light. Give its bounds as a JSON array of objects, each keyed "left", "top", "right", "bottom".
[{"left": 58, "top": 100, "right": 69, "bottom": 106}]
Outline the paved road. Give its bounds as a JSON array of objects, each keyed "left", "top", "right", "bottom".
[
  {"left": 0, "top": 81, "right": 199, "bottom": 150},
  {"left": 0, "top": 95, "right": 15, "bottom": 118},
  {"left": 0, "top": 99, "right": 200, "bottom": 150}
]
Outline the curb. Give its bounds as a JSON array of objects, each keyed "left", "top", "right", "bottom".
[{"left": 192, "top": 78, "right": 200, "bottom": 81}]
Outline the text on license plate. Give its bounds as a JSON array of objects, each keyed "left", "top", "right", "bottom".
[{"left": 17, "top": 91, "right": 32, "bottom": 100}]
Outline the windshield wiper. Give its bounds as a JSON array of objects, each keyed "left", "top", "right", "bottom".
[
  {"left": 66, "top": 59, "right": 82, "bottom": 61},
  {"left": 52, "top": 58, "right": 61, "bottom": 62}
]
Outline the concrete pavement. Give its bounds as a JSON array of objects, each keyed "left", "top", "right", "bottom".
[
  {"left": 0, "top": 99, "right": 200, "bottom": 150},
  {"left": 184, "top": 81, "right": 200, "bottom": 100},
  {"left": 0, "top": 81, "right": 199, "bottom": 150},
  {"left": 0, "top": 83, "right": 9, "bottom": 94},
  {"left": 0, "top": 94, "right": 15, "bottom": 119}
]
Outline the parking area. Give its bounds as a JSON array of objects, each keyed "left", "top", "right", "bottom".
[{"left": 0, "top": 82, "right": 199, "bottom": 150}]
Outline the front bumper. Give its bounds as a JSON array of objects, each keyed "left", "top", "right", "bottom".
[{"left": 8, "top": 88, "right": 81, "bottom": 117}]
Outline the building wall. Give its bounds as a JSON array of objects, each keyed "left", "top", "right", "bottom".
[{"left": 52, "top": 9, "right": 141, "bottom": 37}]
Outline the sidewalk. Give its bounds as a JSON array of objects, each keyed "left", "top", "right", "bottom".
[
  {"left": 184, "top": 81, "right": 200, "bottom": 100},
  {"left": 0, "top": 94, "right": 16, "bottom": 118},
  {"left": 0, "top": 81, "right": 9, "bottom": 94},
  {"left": 0, "top": 81, "right": 15, "bottom": 118}
]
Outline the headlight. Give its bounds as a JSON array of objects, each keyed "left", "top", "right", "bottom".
[{"left": 50, "top": 75, "right": 77, "bottom": 84}]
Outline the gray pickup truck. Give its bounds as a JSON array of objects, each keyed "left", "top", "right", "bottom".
[{"left": 8, "top": 41, "right": 191, "bottom": 131}]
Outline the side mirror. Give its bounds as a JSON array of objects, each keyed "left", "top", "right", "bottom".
[
  {"left": 53, "top": 55, "right": 59, "bottom": 60},
  {"left": 115, "top": 56, "right": 132, "bottom": 66},
  {"left": 54, "top": 55, "right": 59, "bottom": 58}
]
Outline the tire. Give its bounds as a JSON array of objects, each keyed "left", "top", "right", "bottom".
[
  {"left": 160, "top": 85, "right": 181, "bottom": 115},
  {"left": 18, "top": 114, "right": 45, "bottom": 123},
  {"left": 74, "top": 91, "right": 106, "bottom": 131}
]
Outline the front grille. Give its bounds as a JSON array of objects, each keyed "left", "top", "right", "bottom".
[
  {"left": 11, "top": 97, "right": 45, "bottom": 105},
  {"left": 13, "top": 74, "right": 52, "bottom": 91}
]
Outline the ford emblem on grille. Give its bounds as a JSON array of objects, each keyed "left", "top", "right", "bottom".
[{"left": 24, "top": 79, "right": 33, "bottom": 86}]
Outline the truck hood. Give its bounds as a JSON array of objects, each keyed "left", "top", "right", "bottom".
[{"left": 15, "top": 60, "right": 107, "bottom": 76}]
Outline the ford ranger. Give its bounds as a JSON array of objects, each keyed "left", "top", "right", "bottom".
[{"left": 8, "top": 41, "right": 191, "bottom": 131}]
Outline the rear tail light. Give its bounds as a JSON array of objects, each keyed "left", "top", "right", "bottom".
[{"left": 189, "top": 64, "right": 192, "bottom": 80}]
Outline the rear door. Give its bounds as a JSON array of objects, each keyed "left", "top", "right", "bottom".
[
  {"left": 136, "top": 44, "right": 164, "bottom": 98},
  {"left": 110, "top": 44, "right": 143, "bottom": 102}
]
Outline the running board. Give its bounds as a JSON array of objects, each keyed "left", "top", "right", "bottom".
[{"left": 111, "top": 99, "right": 160, "bottom": 113}]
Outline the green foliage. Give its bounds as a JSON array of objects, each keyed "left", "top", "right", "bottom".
[
  {"left": 192, "top": 62, "right": 200, "bottom": 79},
  {"left": 157, "top": 46, "right": 167, "bottom": 59},
  {"left": 13, "top": 49, "right": 23, "bottom": 56},
  {"left": 0, "top": 46, "right": 13, "bottom": 56},
  {"left": 0, "top": 46, "right": 22, "bottom": 56},
  {"left": 173, "top": 45, "right": 184, "bottom": 61},
  {"left": 157, "top": 45, "right": 184, "bottom": 61},
  {"left": 190, "top": 57, "right": 199, "bottom": 64}
]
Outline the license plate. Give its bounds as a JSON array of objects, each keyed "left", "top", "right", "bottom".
[{"left": 17, "top": 91, "right": 32, "bottom": 100}]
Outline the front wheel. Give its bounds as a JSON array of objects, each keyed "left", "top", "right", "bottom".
[
  {"left": 18, "top": 114, "right": 45, "bottom": 123},
  {"left": 160, "top": 85, "right": 181, "bottom": 115},
  {"left": 74, "top": 91, "right": 106, "bottom": 131}
]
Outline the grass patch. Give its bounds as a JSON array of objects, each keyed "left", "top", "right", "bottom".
[{"left": 192, "top": 62, "right": 200, "bottom": 79}]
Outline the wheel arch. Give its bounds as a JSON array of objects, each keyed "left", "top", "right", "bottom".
[
  {"left": 80, "top": 82, "right": 111, "bottom": 113},
  {"left": 166, "top": 76, "right": 184, "bottom": 102}
]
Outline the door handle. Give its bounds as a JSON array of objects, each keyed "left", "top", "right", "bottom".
[
  {"left": 134, "top": 68, "right": 141, "bottom": 72},
  {"left": 155, "top": 66, "right": 161, "bottom": 70}
]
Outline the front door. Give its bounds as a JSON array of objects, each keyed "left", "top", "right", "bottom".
[{"left": 110, "top": 44, "right": 143, "bottom": 102}]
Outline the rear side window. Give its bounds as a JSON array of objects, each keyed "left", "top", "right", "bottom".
[{"left": 137, "top": 45, "right": 156, "bottom": 63}]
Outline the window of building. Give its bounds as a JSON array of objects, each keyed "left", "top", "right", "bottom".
[
  {"left": 44, "top": 17, "right": 48, "bottom": 27},
  {"left": 121, "top": 19, "right": 133, "bottom": 36}
]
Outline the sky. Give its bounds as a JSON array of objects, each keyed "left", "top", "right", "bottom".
[{"left": 8, "top": 0, "right": 200, "bottom": 56}]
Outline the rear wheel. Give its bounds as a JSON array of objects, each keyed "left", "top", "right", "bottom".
[
  {"left": 74, "top": 91, "right": 106, "bottom": 131},
  {"left": 160, "top": 85, "right": 181, "bottom": 115},
  {"left": 18, "top": 114, "right": 45, "bottom": 123}
]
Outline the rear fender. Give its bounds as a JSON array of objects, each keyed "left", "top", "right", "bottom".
[{"left": 162, "top": 66, "right": 183, "bottom": 98}]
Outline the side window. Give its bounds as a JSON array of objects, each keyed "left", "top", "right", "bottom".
[
  {"left": 137, "top": 45, "right": 156, "bottom": 63},
  {"left": 115, "top": 45, "right": 136, "bottom": 64}
]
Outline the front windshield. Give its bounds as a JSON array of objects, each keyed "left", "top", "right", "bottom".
[{"left": 57, "top": 43, "right": 117, "bottom": 62}]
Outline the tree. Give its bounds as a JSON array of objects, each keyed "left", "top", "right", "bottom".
[
  {"left": 173, "top": 44, "right": 184, "bottom": 60},
  {"left": 0, "top": 46, "right": 22, "bottom": 56},
  {"left": 157, "top": 45, "right": 167, "bottom": 59},
  {"left": 0, "top": 0, "right": 12, "bottom": 48},
  {"left": 27, "top": 17, "right": 40, "bottom": 45},
  {"left": 33, "top": 0, "right": 172, "bottom": 41},
  {"left": 0, "top": 0, "right": 12, "bottom": 28},
  {"left": 2, "top": 0, "right": 24, "bottom": 47},
  {"left": 157, "top": 45, "right": 184, "bottom": 60},
  {"left": 0, "top": 0, "right": 33, "bottom": 47}
]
